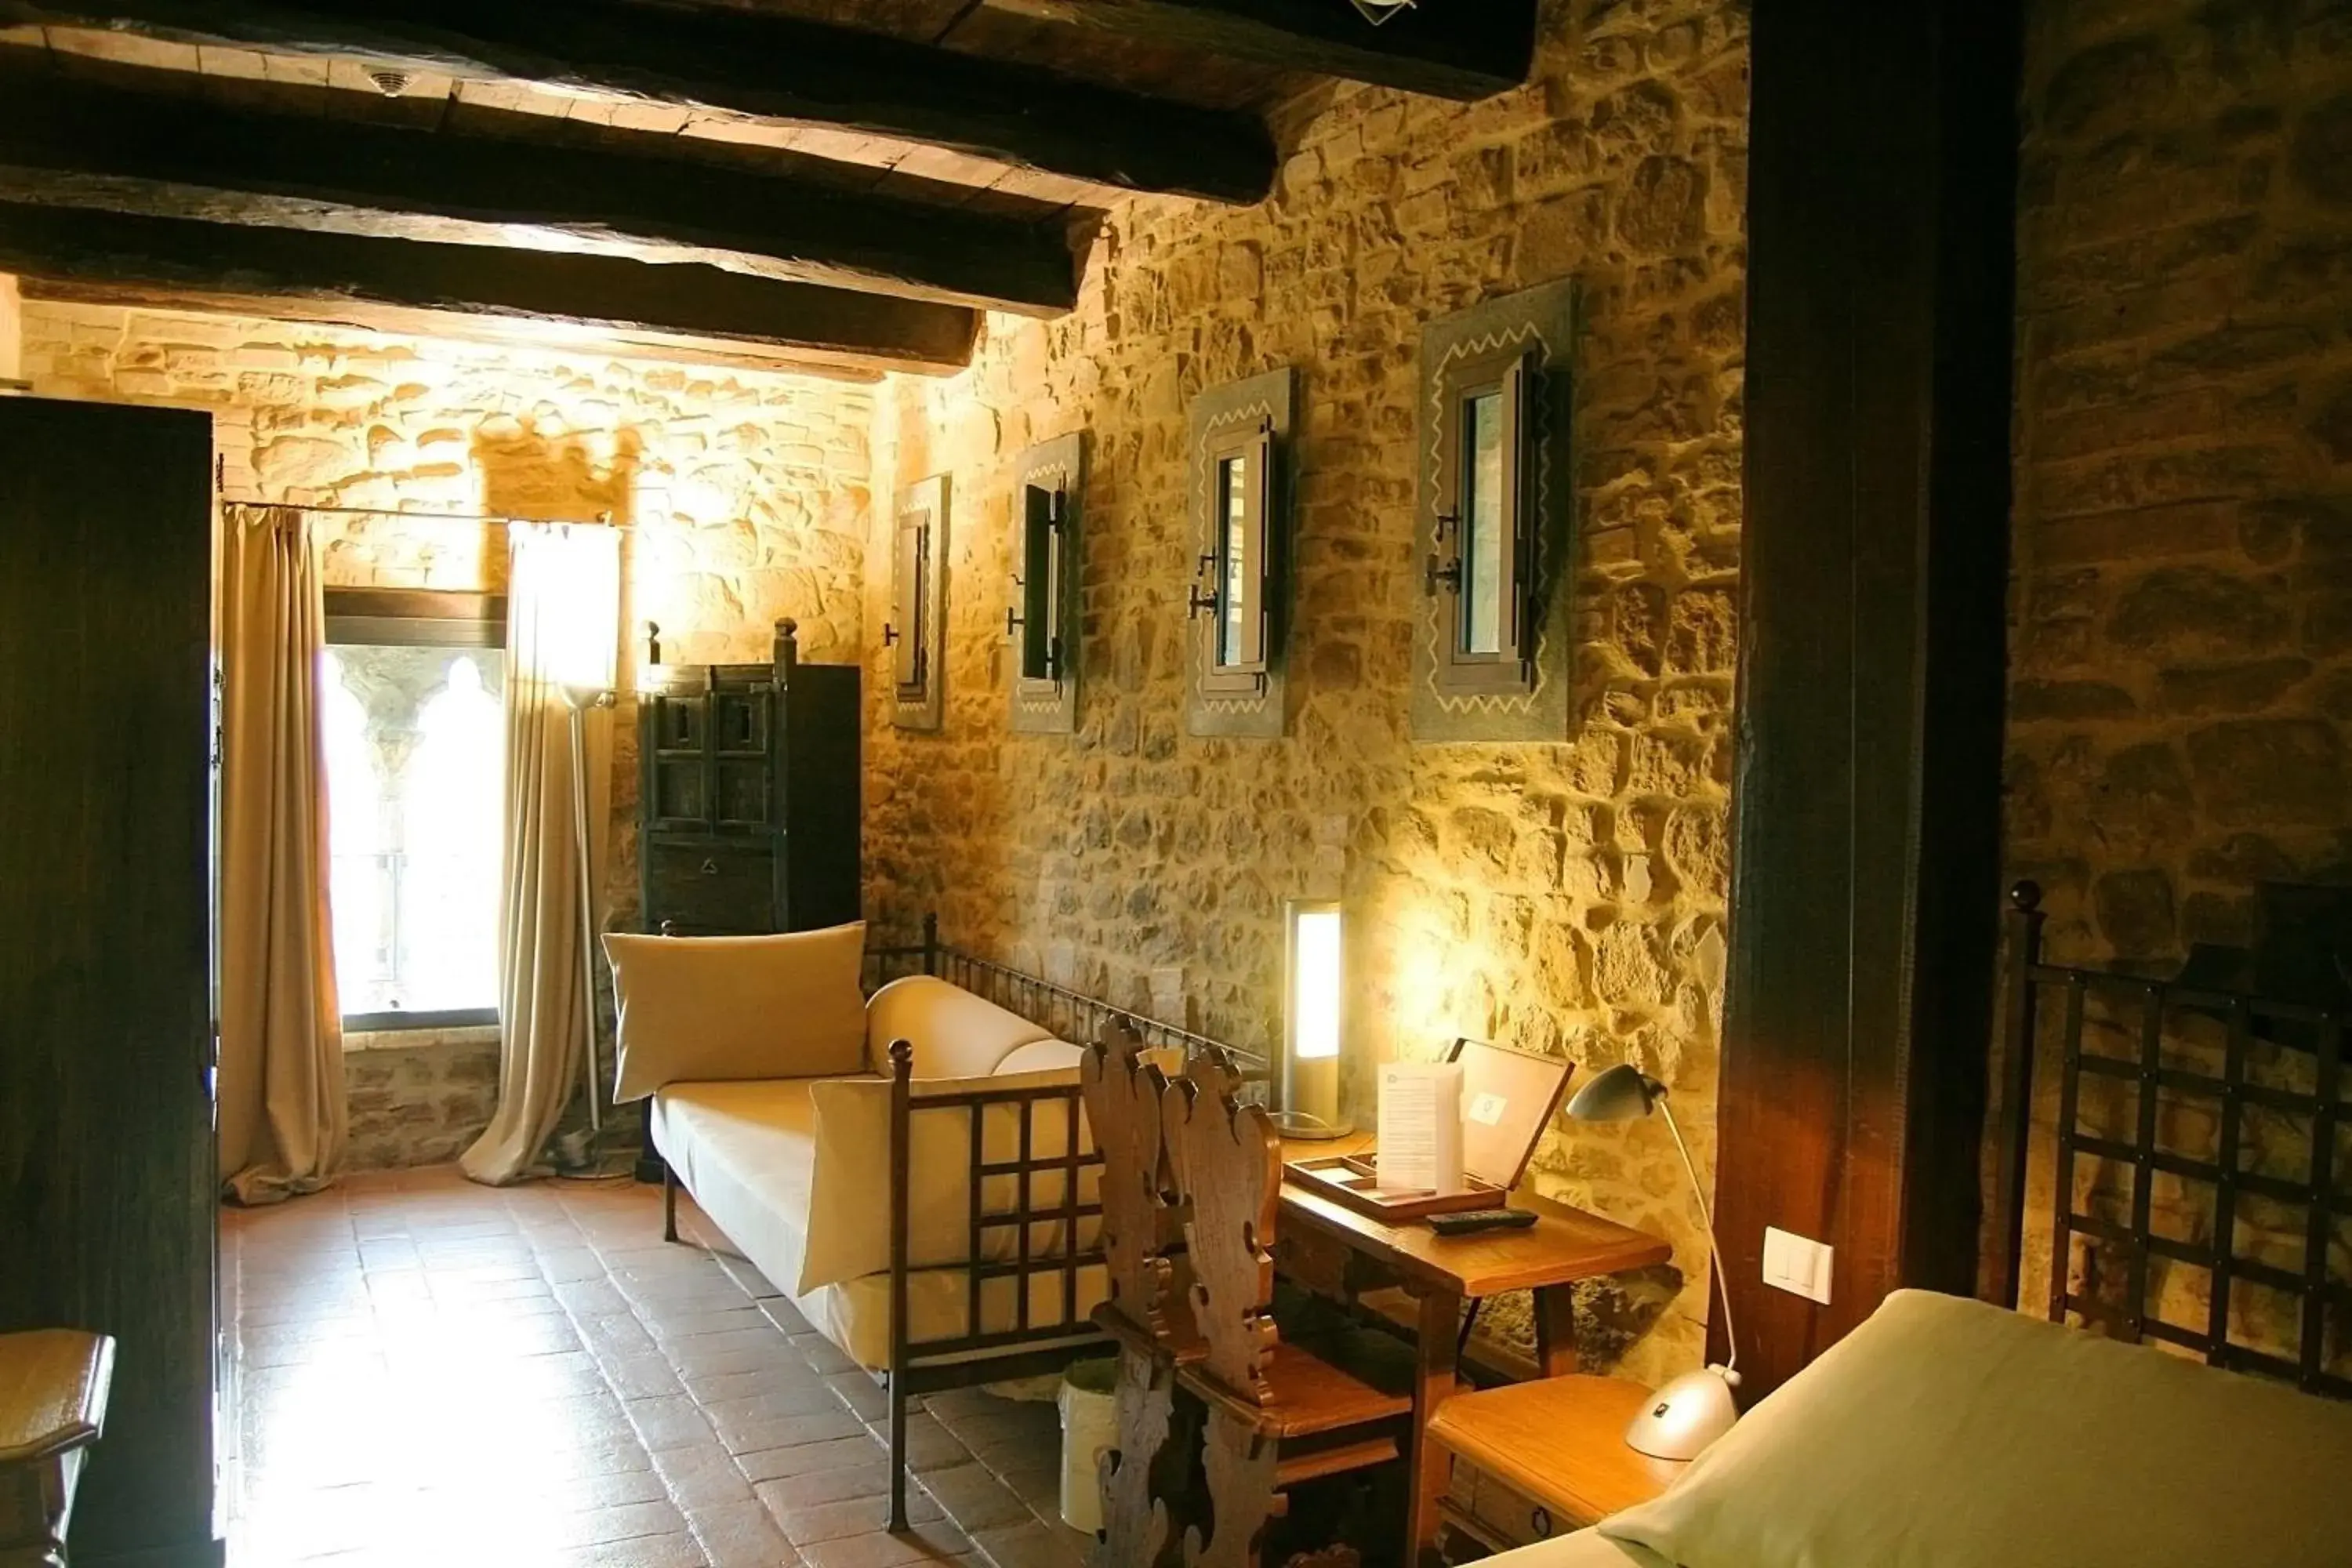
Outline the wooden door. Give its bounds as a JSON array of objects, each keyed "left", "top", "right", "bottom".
[{"left": 0, "top": 396, "right": 220, "bottom": 1566}]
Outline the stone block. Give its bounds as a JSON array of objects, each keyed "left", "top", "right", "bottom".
[
  {"left": 2155, "top": 658, "right": 2313, "bottom": 713},
  {"left": 2186, "top": 719, "right": 2347, "bottom": 826},
  {"left": 2107, "top": 565, "right": 2285, "bottom": 657},
  {"left": 2093, "top": 868, "right": 2176, "bottom": 960}
]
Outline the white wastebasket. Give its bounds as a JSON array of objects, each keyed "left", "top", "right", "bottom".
[{"left": 1057, "top": 1358, "right": 1119, "bottom": 1534}]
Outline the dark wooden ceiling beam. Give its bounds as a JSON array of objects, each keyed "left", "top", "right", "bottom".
[
  {"left": 0, "top": 70, "right": 1078, "bottom": 317},
  {"left": 0, "top": 0, "right": 1278, "bottom": 203},
  {"left": 977, "top": 0, "right": 1536, "bottom": 100},
  {"left": 0, "top": 201, "right": 979, "bottom": 374}
]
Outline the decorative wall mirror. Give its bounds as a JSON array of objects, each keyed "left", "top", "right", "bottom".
[
  {"left": 1008, "top": 432, "right": 1083, "bottom": 735},
  {"left": 888, "top": 474, "right": 948, "bottom": 731},
  {"left": 1412, "top": 278, "right": 1576, "bottom": 742},
  {"left": 1188, "top": 367, "right": 1295, "bottom": 738}
]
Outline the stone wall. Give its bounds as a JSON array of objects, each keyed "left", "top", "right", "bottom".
[
  {"left": 343, "top": 1026, "right": 501, "bottom": 1172},
  {"left": 865, "top": 0, "right": 1748, "bottom": 1382},
  {"left": 22, "top": 303, "right": 876, "bottom": 1166},
  {"left": 1998, "top": 1, "right": 2352, "bottom": 1347}
]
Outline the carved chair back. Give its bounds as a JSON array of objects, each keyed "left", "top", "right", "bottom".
[
  {"left": 1163, "top": 1053, "right": 1279, "bottom": 1406},
  {"left": 1081, "top": 1020, "right": 1185, "bottom": 1338}
]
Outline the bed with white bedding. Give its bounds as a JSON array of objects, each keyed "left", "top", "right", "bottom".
[
  {"left": 1483, "top": 1534, "right": 1668, "bottom": 1568},
  {"left": 1478, "top": 1288, "right": 2352, "bottom": 1568}
]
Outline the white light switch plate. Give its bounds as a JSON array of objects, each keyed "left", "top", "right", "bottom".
[{"left": 1762, "top": 1226, "right": 1833, "bottom": 1305}]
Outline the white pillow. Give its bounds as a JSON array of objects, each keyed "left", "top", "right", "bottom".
[
  {"left": 799, "top": 1064, "right": 1094, "bottom": 1294},
  {"left": 865, "top": 975, "right": 1054, "bottom": 1077},
  {"left": 604, "top": 924, "right": 867, "bottom": 1103},
  {"left": 1599, "top": 1290, "right": 2352, "bottom": 1568}
]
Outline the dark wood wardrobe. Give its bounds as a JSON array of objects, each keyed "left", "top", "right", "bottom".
[
  {"left": 637, "top": 617, "right": 861, "bottom": 938},
  {"left": 0, "top": 395, "right": 221, "bottom": 1566}
]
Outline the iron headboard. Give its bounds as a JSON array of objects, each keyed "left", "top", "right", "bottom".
[{"left": 1993, "top": 880, "right": 2348, "bottom": 1399}]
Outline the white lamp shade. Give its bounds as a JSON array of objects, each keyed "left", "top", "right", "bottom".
[
  {"left": 1280, "top": 900, "right": 1347, "bottom": 1136},
  {"left": 514, "top": 523, "right": 621, "bottom": 695},
  {"left": 1290, "top": 905, "right": 1341, "bottom": 1061}
]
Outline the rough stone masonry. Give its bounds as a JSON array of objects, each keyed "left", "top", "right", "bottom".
[
  {"left": 864, "top": 0, "right": 1750, "bottom": 1385},
  {"left": 21, "top": 302, "right": 877, "bottom": 1174},
  {"left": 1998, "top": 0, "right": 2352, "bottom": 1358}
]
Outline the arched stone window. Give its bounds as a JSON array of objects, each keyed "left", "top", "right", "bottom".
[{"left": 320, "top": 590, "right": 507, "bottom": 1028}]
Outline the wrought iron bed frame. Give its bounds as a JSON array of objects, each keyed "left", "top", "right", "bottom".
[
  {"left": 1991, "top": 880, "right": 2348, "bottom": 1399},
  {"left": 859, "top": 916, "right": 1267, "bottom": 1529}
]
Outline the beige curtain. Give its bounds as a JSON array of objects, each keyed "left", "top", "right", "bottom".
[
  {"left": 461, "top": 524, "right": 619, "bottom": 1185},
  {"left": 218, "top": 503, "right": 347, "bottom": 1203}
]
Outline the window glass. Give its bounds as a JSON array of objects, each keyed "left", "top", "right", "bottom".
[
  {"left": 1021, "top": 484, "right": 1058, "bottom": 681},
  {"left": 321, "top": 644, "right": 505, "bottom": 1020},
  {"left": 894, "top": 512, "right": 925, "bottom": 691},
  {"left": 1461, "top": 388, "right": 1506, "bottom": 655},
  {"left": 1218, "top": 452, "right": 1249, "bottom": 666}
]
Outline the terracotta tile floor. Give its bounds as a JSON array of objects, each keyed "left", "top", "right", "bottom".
[{"left": 225, "top": 1167, "right": 1097, "bottom": 1568}]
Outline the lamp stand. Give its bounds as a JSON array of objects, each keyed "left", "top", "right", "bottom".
[
  {"left": 1623, "top": 1096, "right": 1743, "bottom": 1461},
  {"left": 1275, "top": 1054, "right": 1351, "bottom": 1141},
  {"left": 564, "top": 690, "right": 615, "bottom": 1136}
]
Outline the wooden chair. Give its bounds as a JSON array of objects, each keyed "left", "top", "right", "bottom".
[
  {"left": 0, "top": 1331, "right": 114, "bottom": 1568},
  {"left": 1080, "top": 1023, "right": 1202, "bottom": 1568},
  {"left": 1165, "top": 1063, "right": 1410, "bottom": 1568}
]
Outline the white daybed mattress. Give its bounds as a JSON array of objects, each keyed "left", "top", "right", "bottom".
[{"left": 649, "top": 1079, "right": 1106, "bottom": 1371}]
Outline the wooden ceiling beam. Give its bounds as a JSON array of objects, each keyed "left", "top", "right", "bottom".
[
  {"left": 977, "top": 0, "right": 1537, "bottom": 101},
  {"left": 0, "top": 201, "right": 980, "bottom": 374},
  {"left": 0, "top": 0, "right": 1278, "bottom": 203},
  {"left": 0, "top": 70, "right": 1079, "bottom": 317}
]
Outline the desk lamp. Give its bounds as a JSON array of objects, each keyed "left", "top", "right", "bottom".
[{"left": 1568, "top": 1062, "right": 1742, "bottom": 1460}]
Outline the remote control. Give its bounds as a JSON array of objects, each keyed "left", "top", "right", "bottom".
[{"left": 1427, "top": 1207, "right": 1537, "bottom": 1236}]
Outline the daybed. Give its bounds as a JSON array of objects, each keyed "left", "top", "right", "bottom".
[{"left": 604, "top": 918, "right": 1254, "bottom": 1526}]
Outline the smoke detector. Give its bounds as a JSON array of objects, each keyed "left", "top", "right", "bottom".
[{"left": 367, "top": 67, "right": 412, "bottom": 96}]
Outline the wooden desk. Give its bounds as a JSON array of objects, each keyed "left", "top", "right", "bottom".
[{"left": 1275, "top": 1135, "right": 1672, "bottom": 1567}]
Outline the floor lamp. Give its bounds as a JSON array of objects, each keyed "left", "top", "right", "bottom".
[{"left": 562, "top": 682, "right": 615, "bottom": 1137}]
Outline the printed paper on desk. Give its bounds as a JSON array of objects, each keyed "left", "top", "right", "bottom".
[{"left": 1377, "top": 1062, "right": 1465, "bottom": 1194}]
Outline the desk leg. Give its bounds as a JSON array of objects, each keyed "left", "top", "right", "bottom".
[
  {"left": 1407, "top": 1286, "right": 1462, "bottom": 1568},
  {"left": 1534, "top": 1284, "right": 1580, "bottom": 1377}
]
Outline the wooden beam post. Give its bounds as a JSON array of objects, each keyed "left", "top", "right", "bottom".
[
  {"left": 0, "top": 201, "right": 979, "bottom": 375},
  {"left": 1714, "top": 0, "right": 2022, "bottom": 1397},
  {"left": 0, "top": 0, "right": 1279, "bottom": 203},
  {"left": 979, "top": 0, "right": 1537, "bottom": 101},
  {"left": 0, "top": 68, "right": 1080, "bottom": 317},
  {"left": 0, "top": 271, "right": 20, "bottom": 382}
]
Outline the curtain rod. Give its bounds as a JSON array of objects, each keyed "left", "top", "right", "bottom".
[{"left": 219, "top": 496, "right": 636, "bottom": 532}]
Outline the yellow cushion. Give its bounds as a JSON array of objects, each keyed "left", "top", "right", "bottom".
[
  {"left": 864, "top": 975, "right": 1054, "bottom": 1078},
  {"left": 604, "top": 924, "right": 866, "bottom": 1102},
  {"left": 648, "top": 1080, "right": 829, "bottom": 1294},
  {"left": 1599, "top": 1289, "right": 2352, "bottom": 1568}
]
